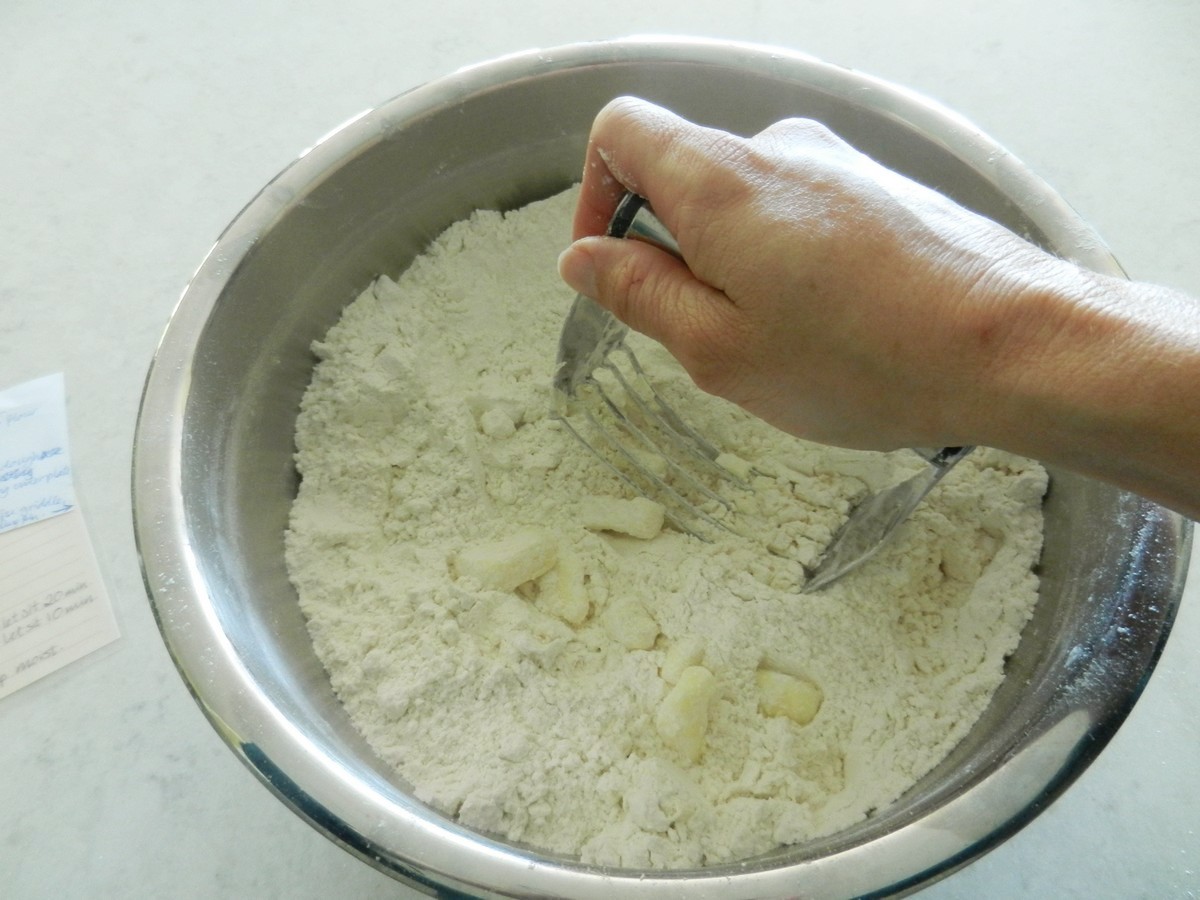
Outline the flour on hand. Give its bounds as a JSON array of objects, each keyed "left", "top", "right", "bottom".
[{"left": 285, "top": 187, "right": 1047, "bottom": 868}]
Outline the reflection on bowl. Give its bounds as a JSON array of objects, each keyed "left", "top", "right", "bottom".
[{"left": 133, "top": 38, "right": 1189, "bottom": 898}]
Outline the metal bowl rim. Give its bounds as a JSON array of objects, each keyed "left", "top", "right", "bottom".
[{"left": 132, "top": 36, "right": 1190, "bottom": 898}]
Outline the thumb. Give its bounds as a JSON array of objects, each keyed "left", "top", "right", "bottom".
[{"left": 557, "top": 236, "right": 731, "bottom": 360}]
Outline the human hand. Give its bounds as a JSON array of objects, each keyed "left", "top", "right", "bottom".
[{"left": 557, "top": 96, "right": 1077, "bottom": 452}]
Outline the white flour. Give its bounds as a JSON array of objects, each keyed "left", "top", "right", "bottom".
[{"left": 284, "top": 188, "right": 1047, "bottom": 868}]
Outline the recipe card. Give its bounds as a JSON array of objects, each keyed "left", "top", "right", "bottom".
[
  {"left": 0, "top": 374, "right": 120, "bottom": 700},
  {"left": 0, "top": 373, "right": 75, "bottom": 534}
]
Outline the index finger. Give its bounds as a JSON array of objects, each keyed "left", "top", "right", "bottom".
[{"left": 571, "top": 96, "right": 743, "bottom": 241}]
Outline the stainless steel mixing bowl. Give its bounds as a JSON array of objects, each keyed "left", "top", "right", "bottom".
[{"left": 133, "top": 38, "right": 1190, "bottom": 898}]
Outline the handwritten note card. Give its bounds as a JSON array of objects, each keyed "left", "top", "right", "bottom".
[
  {"left": 0, "top": 375, "right": 119, "bottom": 700},
  {"left": 1, "top": 373, "right": 76, "bottom": 534}
]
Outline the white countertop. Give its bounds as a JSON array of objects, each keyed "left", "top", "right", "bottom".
[{"left": 3, "top": 1, "right": 1197, "bottom": 896}]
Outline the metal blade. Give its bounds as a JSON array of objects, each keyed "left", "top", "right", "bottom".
[
  {"left": 803, "top": 446, "right": 973, "bottom": 592},
  {"left": 553, "top": 294, "right": 628, "bottom": 397}
]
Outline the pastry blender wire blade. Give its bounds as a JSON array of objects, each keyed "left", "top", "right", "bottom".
[{"left": 551, "top": 192, "right": 973, "bottom": 591}]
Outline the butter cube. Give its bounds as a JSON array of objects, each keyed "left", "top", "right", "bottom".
[
  {"left": 756, "top": 669, "right": 823, "bottom": 726},
  {"left": 543, "top": 550, "right": 590, "bottom": 626},
  {"left": 661, "top": 636, "right": 705, "bottom": 684},
  {"left": 581, "top": 496, "right": 665, "bottom": 540},
  {"left": 655, "top": 665, "right": 717, "bottom": 763},
  {"left": 454, "top": 529, "right": 557, "bottom": 592}
]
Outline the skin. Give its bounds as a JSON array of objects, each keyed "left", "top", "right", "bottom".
[{"left": 557, "top": 96, "right": 1200, "bottom": 520}]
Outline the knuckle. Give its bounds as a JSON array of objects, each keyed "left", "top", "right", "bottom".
[{"left": 757, "top": 116, "right": 840, "bottom": 147}]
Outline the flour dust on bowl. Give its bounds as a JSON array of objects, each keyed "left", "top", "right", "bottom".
[{"left": 132, "top": 38, "right": 1190, "bottom": 899}]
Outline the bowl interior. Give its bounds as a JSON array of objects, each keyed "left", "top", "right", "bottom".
[{"left": 136, "top": 41, "right": 1189, "bottom": 897}]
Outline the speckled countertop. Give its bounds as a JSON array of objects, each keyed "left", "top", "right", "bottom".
[{"left": 2, "top": 1, "right": 1197, "bottom": 896}]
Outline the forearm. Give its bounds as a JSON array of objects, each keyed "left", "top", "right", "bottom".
[{"left": 972, "top": 263, "right": 1200, "bottom": 520}]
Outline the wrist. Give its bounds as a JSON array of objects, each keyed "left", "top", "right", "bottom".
[
  {"left": 968, "top": 259, "right": 1126, "bottom": 453},
  {"left": 968, "top": 260, "right": 1200, "bottom": 515}
]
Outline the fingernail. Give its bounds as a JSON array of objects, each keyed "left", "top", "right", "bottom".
[{"left": 557, "top": 241, "right": 599, "bottom": 298}]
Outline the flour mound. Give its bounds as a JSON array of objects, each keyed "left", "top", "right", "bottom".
[{"left": 284, "top": 188, "right": 1046, "bottom": 868}]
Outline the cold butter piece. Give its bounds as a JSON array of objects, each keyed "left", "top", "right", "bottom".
[
  {"left": 655, "top": 665, "right": 717, "bottom": 763},
  {"left": 581, "top": 496, "right": 665, "bottom": 540},
  {"left": 756, "top": 669, "right": 823, "bottom": 726},
  {"left": 661, "top": 635, "right": 705, "bottom": 684},
  {"left": 454, "top": 528, "right": 557, "bottom": 592},
  {"left": 544, "top": 550, "right": 590, "bottom": 626}
]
